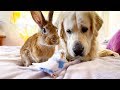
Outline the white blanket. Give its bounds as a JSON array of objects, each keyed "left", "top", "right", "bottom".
[{"left": 0, "top": 46, "right": 120, "bottom": 79}]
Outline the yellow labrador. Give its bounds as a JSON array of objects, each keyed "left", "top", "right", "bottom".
[{"left": 55, "top": 11, "right": 119, "bottom": 62}]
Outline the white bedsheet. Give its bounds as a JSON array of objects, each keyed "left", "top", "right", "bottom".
[{"left": 0, "top": 46, "right": 120, "bottom": 79}]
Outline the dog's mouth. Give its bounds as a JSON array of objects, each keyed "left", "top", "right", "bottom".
[
  {"left": 74, "top": 51, "right": 84, "bottom": 57},
  {"left": 67, "top": 55, "right": 84, "bottom": 62}
]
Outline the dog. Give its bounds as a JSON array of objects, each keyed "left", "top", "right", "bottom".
[{"left": 54, "top": 11, "right": 119, "bottom": 62}]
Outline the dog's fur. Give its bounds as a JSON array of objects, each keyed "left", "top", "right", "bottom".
[{"left": 55, "top": 11, "right": 119, "bottom": 62}]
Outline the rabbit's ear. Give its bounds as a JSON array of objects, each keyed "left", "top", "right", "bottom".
[
  {"left": 48, "top": 11, "right": 54, "bottom": 22},
  {"left": 30, "top": 11, "right": 47, "bottom": 27}
]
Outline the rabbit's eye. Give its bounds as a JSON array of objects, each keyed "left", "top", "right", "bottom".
[{"left": 42, "top": 28, "right": 47, "bottom": 34}]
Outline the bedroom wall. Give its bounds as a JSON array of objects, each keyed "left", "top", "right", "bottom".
[
  {"left": 0, "top": 11, "right": 120, "bottom": 46},
  {"left": 97, "top": 11, "right": 109, "bottom": 43},
  {"left": 95, "top": 11, "right": 120, "bottom": 43},
  {"left": 109, "top": 11, "right": 120, "bottom": 38},
  {"left": 0, "top": 11, "right": 61, "bottom": 46},
  {"left": 0, "top": 11, "right": 24, "bottom": 46}
]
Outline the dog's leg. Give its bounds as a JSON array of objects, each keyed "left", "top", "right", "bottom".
[{"left": 98, "top": 49, "right": 119, "bottom": 57}]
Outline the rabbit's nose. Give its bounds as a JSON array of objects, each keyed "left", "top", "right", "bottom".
[{"left": 51, "top": 35, "right": 59, "bottom": 44}]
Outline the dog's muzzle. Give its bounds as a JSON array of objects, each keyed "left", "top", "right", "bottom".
[{"left": 72, "top": 42, "right": 84, "bottom": 57}]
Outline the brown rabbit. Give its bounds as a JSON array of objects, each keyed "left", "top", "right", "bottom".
[{"left": 19, "top": 11, "right": 59, "bottom": 67}]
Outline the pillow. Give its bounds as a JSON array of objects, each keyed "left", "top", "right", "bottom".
[{"left": 106, "top": 30, "right": 120, "bottom": 54}]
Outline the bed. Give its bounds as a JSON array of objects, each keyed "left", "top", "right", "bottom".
[{"left": 0, "top": 46, "right": 120, "bottom": 79}]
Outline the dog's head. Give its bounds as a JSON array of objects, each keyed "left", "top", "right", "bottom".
[{"left": 56, "top": 11, "right": 103, "bottom": 60}]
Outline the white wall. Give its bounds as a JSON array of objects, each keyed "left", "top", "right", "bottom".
[
  {"left": 109, "top": 11, "right": 120, "bottom": 38},
  {"left": 96, "top": 11, "right": 110, "bottom": 43},
  {"left": 0, "top": 11, "right": 24, "bottom": 46},
  {"left": 42, "top": 11, "right": 61, "bottom": 24},
  {"left": 0, "top": 11, "right": 61, "bottom": 46},
  {"left": 0, "top": 11, "right": 120, "bottom": 46},
  {"left": 97, "top": 11, "right": 120, "bottom": 42}
]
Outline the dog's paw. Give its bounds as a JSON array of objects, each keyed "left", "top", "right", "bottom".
[
  {"left": 98, "top": 49, "right": 120, "bottom": 57},
  {"left": 110, "top": 52, "right": 120, "bottom": 57}
]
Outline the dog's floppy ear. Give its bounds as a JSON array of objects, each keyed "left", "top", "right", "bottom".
[
  {"left": 60, "top": 22, "right": 65, "bottom": 39},
  {"left": 57, "top": 21, "right": 65, "bottom": 39},
  {"left": 30, "top": 11, "right": 47, "bottom": 28},
  {"left": 91, "top": 12, "right": 103, "bottom": 31},
  {"left": 55, "top": 12, "right": 67, "bottom": 43},
  {"left": 56, "top": 20, "right": 66, "bottom": 44}
]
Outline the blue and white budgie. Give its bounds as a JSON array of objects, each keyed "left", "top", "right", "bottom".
[{"left": 19, "top": 49, "right": 80, "bottom": 78}]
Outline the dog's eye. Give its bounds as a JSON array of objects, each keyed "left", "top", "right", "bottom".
[
  {"left": 66, "top": 29, "right": 72, "bottom": 34},
  {"left": 81, "top": 26, "right": 88, "bottom": 33},
  {"left": 42, "top": 28, "right": 47, "bottom": 34}
]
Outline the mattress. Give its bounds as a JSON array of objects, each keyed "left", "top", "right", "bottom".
[{"left": 0, "top": 46, "right": 120, "bottom": 79}]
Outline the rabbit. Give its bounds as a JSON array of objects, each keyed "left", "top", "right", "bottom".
[{"left": 18, "top": 11, "right": 59, "bottom": 67}]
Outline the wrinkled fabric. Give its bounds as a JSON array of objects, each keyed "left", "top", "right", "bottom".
[{"left": 0, "top": 46, "right": 120, "bottom": 79}]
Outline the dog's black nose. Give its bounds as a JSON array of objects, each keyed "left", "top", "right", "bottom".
[{"left": 73, "top": 42, "right": 84, "bottom": 56}]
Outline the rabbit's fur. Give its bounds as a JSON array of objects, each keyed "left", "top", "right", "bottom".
[{"left": 19, "top": 11, "right": 59, "bottom": 67}]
